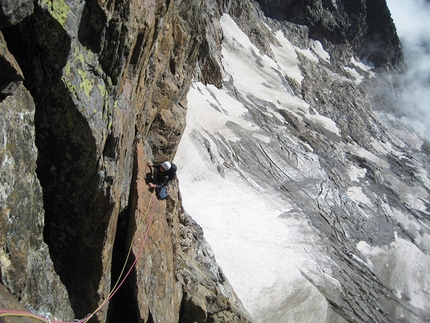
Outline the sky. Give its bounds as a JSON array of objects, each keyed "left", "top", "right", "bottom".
[{"left": 386, "top": 0, "right": 430, "bottom": 138}]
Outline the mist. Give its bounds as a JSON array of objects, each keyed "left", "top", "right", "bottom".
[{"left": 386, "top": 0, "right": 430, "bottom": 139}]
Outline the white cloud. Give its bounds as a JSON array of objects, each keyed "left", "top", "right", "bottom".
[
  {"left": 387, "top": 0, "right": 430, "bottom": 43},
  {"left": 386, "top": 0, "right": 430, "bottom": 139}
]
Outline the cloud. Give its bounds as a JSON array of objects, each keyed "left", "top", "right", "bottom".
[{"left": 386, "top": 0, "right": 430, "bottom": 139}]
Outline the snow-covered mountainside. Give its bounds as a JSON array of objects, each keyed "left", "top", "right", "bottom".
[
  {"left": 175, "top": 10, "right": 430, "bottom": 323},
  {"left": 1, "top": 0, "right": 429, "bottom": 322}
]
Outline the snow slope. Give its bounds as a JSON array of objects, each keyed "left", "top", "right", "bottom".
[{"left": 175, "top": 13, "right": 430, "bottom": 323}]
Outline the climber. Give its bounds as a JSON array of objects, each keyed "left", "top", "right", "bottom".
[{"left": 147, "top": 160, "right": 177, "bottom": 200}]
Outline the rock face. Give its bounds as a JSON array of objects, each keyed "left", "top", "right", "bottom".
[
  {"left": 0, "top": 34, "right": 74, "bottom": 320},
  {"left": 1, "top": 0, "right": 250, "bottom": 322},
  {"left": 0, "top": 0, "right": 34, "bottom": 28},
  {"left": 254, "top": 0, "right": 403, "bottom": 69},
  {"left": 0, "top": 0, "right": 423, "bottom": 323}
]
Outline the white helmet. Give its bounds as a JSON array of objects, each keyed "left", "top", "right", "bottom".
[{"left": 161, "top": 161, "right": 171, "bottom": 170}]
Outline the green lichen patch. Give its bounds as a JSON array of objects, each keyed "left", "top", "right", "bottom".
[{"left": 40, "top": 0, "right": 71, "bottom": 28}]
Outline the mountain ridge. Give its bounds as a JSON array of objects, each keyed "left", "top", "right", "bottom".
[{"left": 1, "top": 0, "right": 429, "bottom": 322}]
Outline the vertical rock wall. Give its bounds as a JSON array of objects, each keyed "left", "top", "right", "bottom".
[
  {"left": 0, "top": 26, "right": 74, "bottom": 320},
  {"left": 0, "top": 0, "right": 250, "bottom": 322}
]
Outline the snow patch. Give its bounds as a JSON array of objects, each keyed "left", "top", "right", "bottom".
[
  {"left": 252, "top": 277, "right": 333, "bottom": 323},
  {"left": 186, "top": 82, "right": 256, "bottom": 142},
  {"left": 404, "top": 193, "right": 428, "bottom": 212},
  {"left": 348, "top": 164, "right": 367, "bottom": 182},
  {"left": 350, "top": 57, "right": 375, "bottom": 77},
  {"left": 176, "top": 127, "right": 326, "bottom": 313},
  {"left": 310, "top": 40, "right": 330, "bottom": 63},
  {"left": 305, "top": 113, "right": 341, "bottom": 137},
  {"left": 221, "top": 14, "right": 307, "bottom": 113},
  {"left": 358, "top": 234, "right": 430, "bottom": 312},
  {"left": 346, "top": 186, "right": 372, "bottom": 208},
  {"left": 296, "top": 47, "right": 320, "bottom": 64},
  {"left": 344, "top": 66, "right": 364, "bottom": 84},
  {"left": 343, "top": 143, "right": 390, "bottom": 169},
  {"left": 331, "top": 0, "right": 338, "bottom": 9},
  {"left": 271, "top": 30, "right": 304, "bottom": 83}
]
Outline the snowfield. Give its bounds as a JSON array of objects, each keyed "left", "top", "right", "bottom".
[{"left": 175, "top": 13, "right": 430, "bottom": 323}]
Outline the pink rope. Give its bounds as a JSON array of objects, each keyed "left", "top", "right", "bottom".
[
  {"left": 91, "top": 192, "right": 156, "bottom": 315},
  {"left": 0, "top": 191, "right": 156, "bottom": 323}
]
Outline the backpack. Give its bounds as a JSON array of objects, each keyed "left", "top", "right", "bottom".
[{"left": 167, "top": 163, "right": 177, "bottom": 181}]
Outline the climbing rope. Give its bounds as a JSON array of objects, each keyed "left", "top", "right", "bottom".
[{"left": 0, "top": 189, "right": 156, "bottom": 323}]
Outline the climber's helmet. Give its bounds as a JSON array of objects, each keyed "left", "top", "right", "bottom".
[{"left": 161, "top": 161, "right": 171, "bottom": 171}]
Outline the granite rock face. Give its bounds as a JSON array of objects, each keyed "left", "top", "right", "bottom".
[
  {"left": 0, "top": 0, "right": 416, "bottom": 322},
  {"left": 0, "top": 0, "right": 250, "bottom": 322}
]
